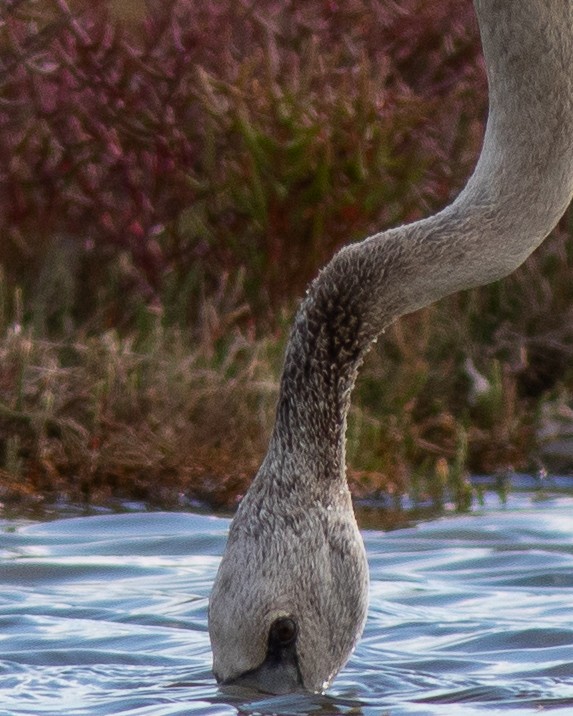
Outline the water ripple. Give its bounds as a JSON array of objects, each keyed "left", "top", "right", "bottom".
[{"left": 1, "top": 496, "right": 573, "bottom": 714}]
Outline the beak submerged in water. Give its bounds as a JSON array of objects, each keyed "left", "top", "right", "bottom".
[
  {"left": 221, "top": 659, "right": 303, "bottom": 695},
  {"left": 217, "top": 616, "right": 304, "bottom": 695}
]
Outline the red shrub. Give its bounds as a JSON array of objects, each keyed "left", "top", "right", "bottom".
[{"left": 0, "top": 0, "right": 485, "bottom": 330}]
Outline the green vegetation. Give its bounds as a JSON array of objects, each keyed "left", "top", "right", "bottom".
[{"left": 1, "top": 0, "right": 573, "bottom": 512}]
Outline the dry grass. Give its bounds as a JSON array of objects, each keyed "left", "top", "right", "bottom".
[
  {"left": 3, "top": 220, "right": 573, "bottom": 513},
  {"left": 0, "top": 315, "right": 282, "bottom": 509}
]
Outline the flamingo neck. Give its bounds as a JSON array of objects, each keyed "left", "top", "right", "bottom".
[{"left": 263, "top": 0, "right": 573, "bottom": 489}]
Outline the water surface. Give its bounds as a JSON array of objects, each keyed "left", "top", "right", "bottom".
[{"left": 1, "top": 494, "right": 573, "bottom": 715}]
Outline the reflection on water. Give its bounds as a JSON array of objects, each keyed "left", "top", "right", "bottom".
[{"left": 1, "top": 494, "right": 573, "bottom": 715}]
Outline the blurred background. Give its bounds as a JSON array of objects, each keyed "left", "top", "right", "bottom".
[{"left": 2, "top": 0, "right": 573, "bottom": 512}]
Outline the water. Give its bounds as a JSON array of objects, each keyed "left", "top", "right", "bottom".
[{"left": 1, "top": 494, "right": 573, "bottom": 715}]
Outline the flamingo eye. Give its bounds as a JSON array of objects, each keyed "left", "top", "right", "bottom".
[{"left": 269, "top": 617, "right": 297, "bottom": 647}]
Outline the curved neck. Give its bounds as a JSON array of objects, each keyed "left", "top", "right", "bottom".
[{"left": 266, "top": 0, "right": 573, "bottom": 487}]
